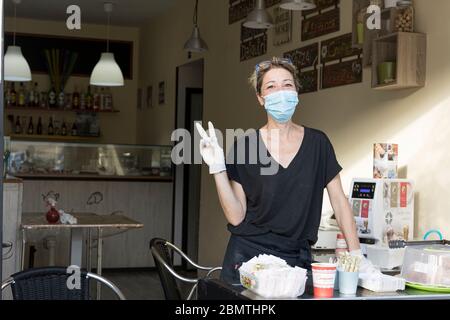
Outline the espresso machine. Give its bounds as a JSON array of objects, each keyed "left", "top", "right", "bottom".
[{"left": 348, "top": 178, "right": 415, "bottom": 269}]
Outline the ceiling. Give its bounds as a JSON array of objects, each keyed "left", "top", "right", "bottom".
[{"left": 4, "top": 0, "right": 178, "bottom": 27}]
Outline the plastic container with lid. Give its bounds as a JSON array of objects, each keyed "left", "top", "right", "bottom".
[
  {"left": 366, "top": 245, "right": 405, "bottom": 270},
  {"left": 400, "top": 245, "right": 450, "bottom": 288}
]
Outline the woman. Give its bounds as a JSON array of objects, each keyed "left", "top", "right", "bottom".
[{"left": 196, "top": 57, "right": 373, "bottom": 285}]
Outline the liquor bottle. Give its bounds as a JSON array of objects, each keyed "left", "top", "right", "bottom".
[
  {"left": 72, "top": 85, "right": 80, "bottom": 109},
  {"left": 71, "top": 122, "right": 78, "bottom": 136},
  {"left": 93, "top": 87, "right": 101, "bottom": 111},
  {"left": 27, "top": 117, "right": 34, "bottom": 135},
  {"left": 36, "top": 117, "right": 43, "bottom": 135},
  {"left": 57, "top": 91, "right": 65, "bottom": 109},
  {"left": 15, "top": 116, "right": 22, "bottom": 134},
  {"left": 104, "top": 87, "right": 113, "bottom": 111},
  {"left": 5, "top": 82, "right": 11, "bottom": 106},
  {"left": 28, "top": 83, "right": 35, "bottom": 107},
  {"left": 10, "top": 83, "right": 17, "bottom": 107},
  {"left": 86, "top": 85, "right": 93, "bottom": 110},
  {"left": 100, "top": 87, "right": 106, "bottom": 110},
  {"left": 18, "top": 82, "right": 26, "bottom": 107},
  {"left": 61, "top": 119, "right": 67, "bottom": 136},
  {"left": 48, "top": 117, "right": 54, "bottom": 135},
  {"left": 48, "top": 87, "right": 57, "bottom": 108},
  {"left": 80, "top": 91, "right": 86, "bottom": 110},
  {"left": 33, "top": 83, "right": 40, "bottom": 107},
  {"left": 40, "top": 91, "right": 48, "bottom": 108}
]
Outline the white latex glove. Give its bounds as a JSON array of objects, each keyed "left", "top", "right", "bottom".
[
  {"left": 195, "top": 121, "right": 226, "bottom": 175},
  {"left": 350, "top": 249, "right": 381, "bottom": 275}
]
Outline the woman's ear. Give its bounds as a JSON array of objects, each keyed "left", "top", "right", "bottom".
[{"left": 256, "top": 93, "right": 265, "bottom": 107}]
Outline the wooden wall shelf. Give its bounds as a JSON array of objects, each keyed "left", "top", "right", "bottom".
[
  {"left": 352, "top": 1, "right": 406, "bottom": 67},
  {"left": 5, "top": 106, "right": 119, "bottom": 113},
  {"left": 10, "top": 134, "right": 100, "bottom": 142},
  {"left": 372, "top": 32, "right": 427, "bottom": 90}
]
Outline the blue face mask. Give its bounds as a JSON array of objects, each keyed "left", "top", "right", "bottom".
[{"left": 263, "top": 90, "right": 299, "bottom": 123}]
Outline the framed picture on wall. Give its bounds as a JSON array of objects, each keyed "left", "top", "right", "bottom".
[
  {"left": 147, "top": 85, "right": 153, "bottom": 108},
  {"left": 158, "top": 81, "right": 165, "bottom": 105},
  {"left": 273, "top": 7, "right": 292, "bottom": 46},
  {"left": 137, "top": 88, "right": 143, "bottom": 110}
]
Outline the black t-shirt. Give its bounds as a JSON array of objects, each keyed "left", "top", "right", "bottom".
[{"left": 225, "top": 126, "right": 342, "bottom": 245}]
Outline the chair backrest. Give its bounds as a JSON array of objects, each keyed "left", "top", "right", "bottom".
[
  {"left": 150, "top": 238, "right": 182, "bottom": 300},
  {"left": 1, "top": 267, "right": 125, "bottom": 300}
]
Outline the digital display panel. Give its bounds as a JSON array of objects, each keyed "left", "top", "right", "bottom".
[{"left": 352, "top": 182, "right": 376, "bottom": 199}]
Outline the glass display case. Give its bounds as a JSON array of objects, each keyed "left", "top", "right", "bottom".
[{"left": 6, "top": 139, "right": 173, "bottom": 181}]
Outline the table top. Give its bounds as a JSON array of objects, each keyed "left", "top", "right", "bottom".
[
  {"left": 204, "top": 278, "right": 450, "bottom": 301},
  {"left": 21, "top": 212, "right": 144, "bottom": 230}
]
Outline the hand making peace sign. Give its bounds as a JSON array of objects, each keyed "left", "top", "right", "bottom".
[{"left": 195, "top": 121, "right": 226, "bottom": 175}]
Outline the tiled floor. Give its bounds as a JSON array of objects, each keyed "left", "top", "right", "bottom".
[{"left": 100, "top": 269, "right": 198, "bottom": 300}]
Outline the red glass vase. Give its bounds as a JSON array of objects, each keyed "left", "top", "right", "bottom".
[{"left": 46, "top": 207, "right": 60, "bottom": 224}]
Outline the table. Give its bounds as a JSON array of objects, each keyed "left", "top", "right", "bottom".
[
  {"left": 198, "top": 277, "right": 450, "bottom": 301},
  {"left": 21, "top": 212, "right": 144, "bottom": 299}
]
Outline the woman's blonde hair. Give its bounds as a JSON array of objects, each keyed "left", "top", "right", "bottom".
[{"left": 249, "top": 57, "right": 301, "bottom": 95}]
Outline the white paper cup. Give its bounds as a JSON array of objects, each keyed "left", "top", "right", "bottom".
[{"left": 311, "top": 263, "right": 337, "bottom": 298}]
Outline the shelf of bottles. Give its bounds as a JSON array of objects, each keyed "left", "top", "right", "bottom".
[
  {"left": 4, "top": 82, "right": 119, "bottom": 113},
  {"left": 9, "top": 114, "right": 99, "bottom": 141},
  {"left": 3, "top": 82, "right": 121, "bottom": 141}
]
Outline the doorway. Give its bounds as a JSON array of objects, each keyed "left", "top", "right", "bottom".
[{"left": 173, "top": 59, "right": 204, "bottom": 268}]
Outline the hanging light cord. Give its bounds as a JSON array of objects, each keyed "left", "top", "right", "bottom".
[
  {"left": 13, "top": 2, "right": 17, "bottom": 46},
  {"left": 106, "top": 9, "right": 111, "bottom": 52},
  {"left": 193, "top": 0, "right": 198, "bottom": 27}
]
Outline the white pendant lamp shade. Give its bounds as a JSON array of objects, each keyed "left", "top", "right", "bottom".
[
  {"left": 280, "top": 0, "right": 316, "bottom": 11},
  {"left": 90, "top": 2, "right": 124, "bottom": 86},
  {"left": 184, "top": 26, "right": 208, "bottom": 53},
  {"left": 243, "top": 0, "right": 273, "bottom": 29},
  {"left": 4, "top": 45, "right": 32, "bottom": 81},
  {"left": 90, "top": 52, "right": 124, "bottom": 86}
]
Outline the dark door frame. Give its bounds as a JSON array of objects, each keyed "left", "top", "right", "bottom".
[
  {"left": 182, "top": 87, "right": 203, "bottom": 269},
  {"left": 172, "top": 59, "right": 204, "bottom": 269}
]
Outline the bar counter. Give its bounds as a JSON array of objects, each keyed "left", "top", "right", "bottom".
[{"left": 198, "top": 277, "right": 450, "bottom": 301}]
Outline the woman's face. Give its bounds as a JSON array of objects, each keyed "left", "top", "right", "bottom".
[{"left": 257, "top": 67, "right": 296, "bottom": 106}]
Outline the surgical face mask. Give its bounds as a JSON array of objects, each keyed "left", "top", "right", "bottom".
[{"left": 263, "top": 90, "right": 299, "bottom": 123}]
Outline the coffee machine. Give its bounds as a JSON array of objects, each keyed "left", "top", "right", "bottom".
[{"left": 348, "top": 178, "right": 414, "bottom": 254}]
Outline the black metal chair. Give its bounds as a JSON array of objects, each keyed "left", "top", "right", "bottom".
[
  {"left": 150, "top": 238, "right": 222, "bottom": 300},
  {"left": 1, "top": 267, "right": 125, "bottom": 300}
]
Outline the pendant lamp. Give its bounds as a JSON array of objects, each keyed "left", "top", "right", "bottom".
[
  {"left": 184, "top": 0, "right": 208, "bottom": 53},
  {"left": 280, "top": 0, "right": 317, "bottom": 11},
  {"left": 243, "top": 0, "right": 274, "bottom": 29},
  {"left": 4, "top": 0, "right": 31, "bottom": 82},
  {"left": 90, "top": 2, "right": 124, "bottom": 87}
]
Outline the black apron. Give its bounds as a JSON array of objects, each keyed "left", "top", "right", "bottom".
[{"left": 220, "top": 232, "right": 312, "bottom": 285}]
